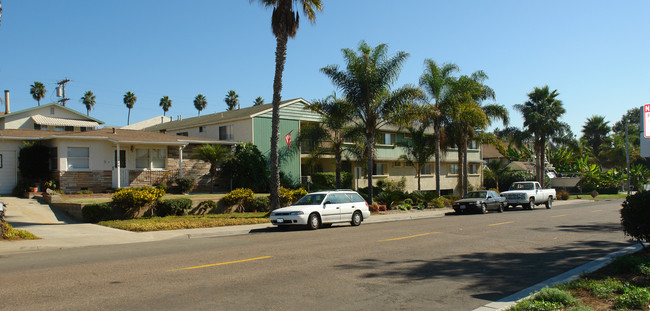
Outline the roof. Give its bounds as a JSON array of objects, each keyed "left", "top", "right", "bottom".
[
  {"left": 0, "top": 103, "right": 105, "bottom": 125},
  {"left": 482, "top": 144, "right": 505, "bottom": 159},
  {"left": 32, "top": 115, "right": 101, "bottom": 128},
  {"left": 507, "top": 161, "right": 536, "bottom": 172},
  {"left": 0, "top": 128, "right": 234, "bottom": 145},
  {"left": 121, "top": 115, "right": 173, "bottom": 130},
  {"left": 143, "top": 98, "right": 307, "bottom": 132}
]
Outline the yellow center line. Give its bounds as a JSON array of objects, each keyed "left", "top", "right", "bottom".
[
  {"left": 488, "top": 221, "right": 514, "bottom": 227},
  {"left": 378, "top": 232, "right": 440, "bottom": 242},
  {"left": 551, "top": 214, "right": 567, "bottom": 218},
  {"left": 168, "top": 256, "right": 272, "bottom": 272}
]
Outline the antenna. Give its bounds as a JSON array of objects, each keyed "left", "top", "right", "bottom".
[{"left": 56, "top": 78, "right": 71, "bottom": 106}]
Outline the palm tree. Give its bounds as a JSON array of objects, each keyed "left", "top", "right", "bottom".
[
  {"left": 0, "top": 1, "right": 3, "bottom": 26},
  {"left": 419, "top": 59, "right": 458, "bottom": 197},
  {"left": 30, "top": 81, "right": 46, "bottom": 106},
  {"left": 123, "top": 91, "right": 137, "bottom": 125},
  {"left": 581, "top": 115, "right": 611, "bottom": 161},
  {"left": 159, "top": 96, "right": 172, "bottom": 116},
  {"left": 194, "top": 94, "right": 207, "bottom": 116},
  {"left": 514, "top": 86, "right": 570, "bottom": 185},
  {"left": 321, "top": 41, "right": 424, "bottom": 204},
  {"left": 80, "top": 91, "right": 96, "bottom": 116},
  {"left": 396, "top": 121, "right": 437, "bottom": 191},
  {"left": 192, "top": 144, "right": 232, "bottom": 193},
  {"left": 253, "top": 96, "right": 265, "bottom": 106},
  {"left": 254, "top": 0, "right": 322, "bottom": 211},
  {"left": 224, "top": 90, "right": 239, "bottom": 111}
]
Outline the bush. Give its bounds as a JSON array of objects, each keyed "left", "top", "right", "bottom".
[
  {"left": 533, "top": 287, "right": 577, "bottom": 306},
  {"left": 247, "top": 196, "right": 270, "bottom": 212},
  {"left": 156, "top": 198, "right": 192, "bottom": 216},
  {"left": 279, "top": 187, "right": 307, "bottom": 207},
  {"left": 375, "top": 191, "right": 406, "bottom": 208},
  {"left": 509, "top": 299, "right": 562, "bottom": 311},
  {"left": 82, "top": 203, "right": 113, "bottom": 223},
  {"left": 111, "top": 187, "right": 165, "bottom": 218},
  {"left": 197, "top": 200, "right": 219, "bottom": 213},
  {"left": 614, "top": 286, "right": 650, "bottom": 309},
  {"left": 430, "top": 197, "right": 445, "bottom": 208},
  {"left": 610, "top": 253, "right": 650, "bottom": 275},
  {"left": 156, "top": 182, "right": 168, "bottom": 192},
  {"left": 221, "top": 188, "right": 255, "bottom": 207},
  {"left": 620, "top": 191, "right": 650, "bottom": 243},
  {"left": 176, "top": 178, "right": 195, "bottom": 194},
  {"left": 42, "top": 180, "right": 58, "bottom": 191},
  {"left": 310, "top": 172, "right": 353, "bottom": 190},
  {"left": 557, "top": 189, "right": 570, "bottom": 200}
]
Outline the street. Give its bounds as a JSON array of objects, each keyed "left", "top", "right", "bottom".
[{"left": 0, "top": 199, "right": 632, "bottom": 310}]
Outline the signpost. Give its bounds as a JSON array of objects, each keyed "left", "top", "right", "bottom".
[{"left": 642, "top": 104, "right": 650, "bottom": 157}]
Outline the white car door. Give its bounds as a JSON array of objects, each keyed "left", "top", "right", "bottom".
[
  {"left": 338, "top": 193, "right": 356, "bottom": 221},
  {"left": 321, "top": 193, "right": 342, "bottom": 223}
]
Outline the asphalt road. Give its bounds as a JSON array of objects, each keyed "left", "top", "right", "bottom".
[{"left": 0, "top": 198, "right": 632, "bottom": 310}]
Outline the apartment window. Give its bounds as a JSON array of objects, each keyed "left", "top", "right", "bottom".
[
  {"left": 136, "top": 149, "right": 150, "bottom": 169},
  {"left": 469, "top": 164, "right": 479, "bottom": 174},
  {"left": 449, "top": 164, "right": 458, "bottom": 175},
  {"left": 469, "top": 140, "right": 478, "bottom": 149},
  {"left": 378, "top": 132, "right": 396, "bottom": 145},
  {"left": 199, "top": 126, "right": 204, "bottom": 133},
  {"left": 176, "top": 132, "right": 189, "bottom": 136},
  {"left": 67, "top": 147, "right": 89, "bottom": 169},
  {"left": 373, "top": 163, "right": 384, "bottom": 175},
  {"left": 151, "top": 148, "right": 166, "bottom": 169},
  {"left": 421, "top": 164, "right": 431, "bottom": 175},
  {"left": 219, "top": 125, "right": 233, "bottom": 140}
]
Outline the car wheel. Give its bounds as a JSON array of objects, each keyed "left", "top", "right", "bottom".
[
  {"left": 481, "top": 203, "right": 488, "bottom": 214},
  {"left": 528, "top": 198, "right": 535, "bottom": 210},
  {"left": 545, "top": 197, "right": 553, "bottom": 209},
  {"left": 307, "top": 213, "right": 320, "bottom": 230},
  {"left": 498, "top": 203, "right": 504, "bottom": 213},
  {"left": 351, "top": 211, "right": 362, "bottom": 226}
]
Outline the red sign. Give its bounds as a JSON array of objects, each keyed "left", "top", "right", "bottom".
[{"left": 285, "top": 132, "right": 292, "bottom": 148}]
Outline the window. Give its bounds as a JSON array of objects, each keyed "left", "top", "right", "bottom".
[
  {"left": 421, "top": 163, "right": 431, "bottom": 175},
  {"left": 393, "top": 162, "right": 401, "bottom": 167},
  {"left": 67, "top": 147, "right": 89, "bottom": 169},
  {"left": 65, "top": 126, "right": 74, "bottom": 132},
  {"left": 373, "top": 163, "right": 384, "bottom": 175},
  {"left": 136, "top": 149, "right": 149, "bottom": 169},
  {"left": 50, "top": 107, "right": 55, "bottom": 115},
  {"left": 34, "top": 124, "right": 41, "bottom": 130},
  {"left": 151, "top": 148, "right": 166, "bottom": 169},
  {"left": 449, "top": 164, "right": 458, "bottom": 175},
  {"left": 219, "top": 125, "right": 233, "bottom": 140},
  {"left": 377, "top": 132, "right": 396, "bottom": 145},
  {"left": 199, "top": 126, "right": 204, "bottom": 133},
  {"left": 469, "top": 141, "right": 478, "bottom": 149},
  {"left": 176, "top": 132, "right": 189, "bottom": 136},
  {"left": 55, "top": 126, "right": 65, "bottom": 131},
  {"left": 402, "top": 133, "right": 411, "bottom": 139},
  {"left": 405, "top": 162, "right": 413, "bottom": 167},
  {"left": 469, "top": 164, "right": 479, "bottom": 174}
]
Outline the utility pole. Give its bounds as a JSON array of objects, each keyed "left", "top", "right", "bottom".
[
  {"left": 56, "top": 78, "right": 70, "bottom": 106},
  {"left": 625, "top": 121, "right": 631, "bottom": 195}
]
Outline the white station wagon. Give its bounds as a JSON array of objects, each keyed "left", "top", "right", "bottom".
[{"left": 270, "top": 190, "right": 371, "bottom": 230}]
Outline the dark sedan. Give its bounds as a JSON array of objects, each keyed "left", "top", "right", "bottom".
[{"left": 453, "top": 190, "right": 507, "bottom": 214}]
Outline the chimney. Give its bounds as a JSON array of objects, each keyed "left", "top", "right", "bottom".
[
  {"left": 4, "top": 90, "right": 9, "bottom": 114},
  {"left": 112, "top": 127, "right": 116, "bottom": 134}
]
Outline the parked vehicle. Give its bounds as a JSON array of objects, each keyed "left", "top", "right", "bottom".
[
  {"left": 453, "top": 190, "right": 507, "bottom": 214},
  {"left": 270, "top": 190, "right": 370, "bottom": 230},
  {"left": 501, "top": 181, "right": 556, "bottom": 210}
]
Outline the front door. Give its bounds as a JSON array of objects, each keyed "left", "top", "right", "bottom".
[{"left": 112, "top": 150, "right": 129, "bottom": 188}]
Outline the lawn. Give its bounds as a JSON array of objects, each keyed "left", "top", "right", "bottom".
[
  {"left": 508, "top": 247, "right": 650, "bottom": 311},
  {"left": 568, "top": 193, "right": 629, "bottom": 201},
  {"left": 98, "top": 212, "right": 269, "bottom": 231}
]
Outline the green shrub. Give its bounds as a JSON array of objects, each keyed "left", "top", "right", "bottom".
[
  {"left": 82, "top": 203, "right": 113, "bottom": 223},
  {"left": 566, "top": 307, "right": 594, "bottom": 311},
  {"left": 310, "top": 172, "right": 353, "bottom": 190},
  {"left": 197, "top": 200, "right": 219, "bottom": 213},
  {"left": 403, "top": 198, "right": 413, "bottom": 205},
  {"left": 430, "top": 197, "right": 445, "bottom": 208},
  {"left": 42, "top": 180, "right": 58, "bottom": 191},
  {"left": 533, "top": 287, "right": 577, "bottom": 306},
  {"left": 620, "top": 191, "right": 650, "bottom": 243},
  {"left": 12, "top": 179, "right": 31, "bottom": 197},
  {"left": 156, "top": 182, "right": 168, "bottom": 192},
  {"left": 614, "top": 286, "right": 650, "bottom": 309},
  {"left": 610, "top": 253, "right": 650, "bottom": 275},
  {"left": 176, "top": 178, "right": 195, "bottom": 194},
  {"left": 508, "top": 299, "right": 562, "bottom": 311},
  {"left": 156, "top": 198, "right": 192, "bottom": 216},
  {"left": 279, "top": 187, "right": 307, "bottom": 207},
  {"left": 76, "top": 190, "right": 93, "bottom": 195},
  {"left": 247, "top": 196, "right": 270, "bottom": 212},
  {"left": 111, "top": 187, "right": 165, "bottom": 218},
  {"left": 557, "top": 189, "right": 570, "bottom": 200},
  {"left": 559, "top": 278, "right": 624, "bottom": 299},
  {"left": 222, "top": 188, "right": 255, "bottom": 207}
]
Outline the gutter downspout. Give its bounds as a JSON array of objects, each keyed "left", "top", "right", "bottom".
[{"left": 116, "top": 144, "right": 121, "bottom": 188}]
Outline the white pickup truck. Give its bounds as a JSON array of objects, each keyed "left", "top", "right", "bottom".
[{"left": 501, "top": 181, "right": 556, "bottom": 210}]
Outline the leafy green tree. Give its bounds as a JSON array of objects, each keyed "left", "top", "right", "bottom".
[
  {"left": 220, "top": 143, "right": 269, "bottom": 192},
  {"left": 581, "top": 115, "right": 611, "bottom": 161},
  {"left": 254, "top": 0, "right": 322, "bottom": 210},
  {"left": 321, "top": 41, "right": 424, "bottom": 203},
  {"left": 254, "top": 97, "right": 265, "bottom": 106},
  {"left": 224, "top": 90, "right": 239, "bottom": 111},
  {"left": 613, "top": 107, "right": 641, "bottom": 147},
  {"left": 80, "top": 91, "right": 96, "bottom": 116},
  {"left": 192, "top": 144, "right": 231, "bottom": 193},
  {"left": 123, "top": 91, "right": 137, "bottom": 125},
  {"left": 483, "top": 158, "right": 510, "bottom": 192},
  {"left": 300, "top": 94, "right": 354, "bottom": 188},
  {"left": 30, "top": 81, "right": 46, "bottom": 106},
  {"left": 397, "top": 122, "right": 436, "bottom": 191},
  {"left": 159, "top": 96, "right": 172, "bottom": 117},
  {"left": 194, "top": 94, "right": 207, "bottom": 116},
  {"left": 420, "top": 59, "right": 459, "bottom": 197},
  {"left": 514, "top": 86, "right": 570, "bottom": 185}
]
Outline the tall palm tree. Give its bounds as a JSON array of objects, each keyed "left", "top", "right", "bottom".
[
  {"left": 419, "top": 59, "right": 458, "bottom": 197},
  {"left": 194, "top": 94, "right": 207, "bottom": 116},
  {"left": 0, "top": 1, "right": 3, "bottom": 26},
  {"left": 514, "top": 86, "right": 570, "bottom": 185},
  {"left": 581, "top": 115, "right": 611, "bottom": 161},
  {"left": 159, "top": 96, "right": 172, "bottom": 116},
  {"left": 80, "top": 91, "right": 96, "bottom": 116},
  {"left": 253, "top": 96, "right": 265, "bottom": 106},
  {"left": 321, "top": 41, "right": 424, "bottom": 204},
  {"left": 123, "top": 91, "right": 137, "bottom": 125},
  {"left": 396, "top": 120, "right": 437, "bottom": 191},
  {"left": 255, "top": 0, "right": 322, "bottom": 211},
  {"left": 30, "top": 81, "right": 46, "bottom": 106},
  {"left": 224, "top": 90, "right": 239, "bottom": 111},
  {"left": 192, "top": 144, "right": 232, "bottom": 193}
]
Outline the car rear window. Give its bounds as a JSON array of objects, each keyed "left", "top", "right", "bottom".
[{"left": 346, "top": 192, "right": 366, "bottom": 203}]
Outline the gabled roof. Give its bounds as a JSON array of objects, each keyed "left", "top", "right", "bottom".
[
  {"left": 144, "top": 98, "right": 307, "bottom": 132},
  {"left": 0, "top": 128, "right": 233, "bottom": 146},
  {"left": 0, "top": 103, "right": 105, "bottom": 124}
]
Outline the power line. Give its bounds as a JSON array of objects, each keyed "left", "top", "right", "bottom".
[{"left": 56, "top": 78, "right": 71, "bottom": 106}]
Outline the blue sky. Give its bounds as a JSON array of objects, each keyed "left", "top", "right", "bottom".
[{"left": 1, "top": 1, "right": 648, "bottom": 136}]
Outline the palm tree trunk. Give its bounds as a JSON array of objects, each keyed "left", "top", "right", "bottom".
[
  {"left": 434, "top": 122, "right": 441, "bottom": 197},
  {"left": 127, "top": 109, "right": 131, "bottom": 125},
  {"left": 335, "top": 150, "right": 342, "bottom": 189},
  {"left": 269, "top": 34, "right": 288, "bottom": 211},
  {"left": 366, "top": 129, "right": 375, "bottom": 205},
  {"left": 463, "top": 141, "right": 469, "bottom": 195}
]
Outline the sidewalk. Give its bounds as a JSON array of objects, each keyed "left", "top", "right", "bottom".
[{"left": 0, "top": 196, "right": 456, "bottom": 254}]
